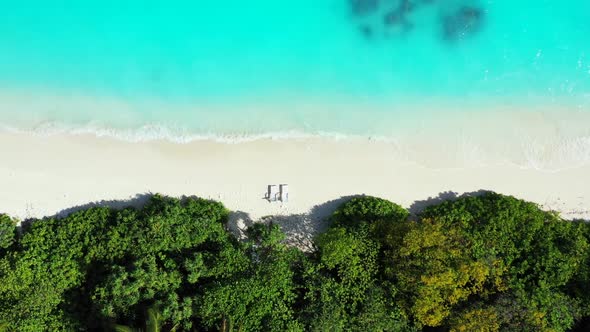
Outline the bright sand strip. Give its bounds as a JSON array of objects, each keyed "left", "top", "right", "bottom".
[{"left": 1, "top": 131, "right": 589, "bottom": 242}]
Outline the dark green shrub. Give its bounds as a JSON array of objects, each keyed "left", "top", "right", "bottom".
[
  {"left": 331, "top": 196, "right": 409, "bottom": 227},
  {"left": 0, "top": 214, "right": 16, "bottom": 251}
]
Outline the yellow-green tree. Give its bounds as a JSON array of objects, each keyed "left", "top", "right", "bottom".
[{"left": 391, "top": 218, "right": 503, "bottom": 327}]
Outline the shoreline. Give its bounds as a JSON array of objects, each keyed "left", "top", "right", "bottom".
[
  {"left": 1, "top": 131, "right": 589, "bottom": 227},
  {"left": 1, "top": 86, "right": 589, "bottom": 144},
  {"left": 2, "top": 104, "right": 590, "bottom": 171}
]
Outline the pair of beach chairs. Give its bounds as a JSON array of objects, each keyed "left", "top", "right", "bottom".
[{"left": 267, "top": 184, "right": 288, "bottom": 202}]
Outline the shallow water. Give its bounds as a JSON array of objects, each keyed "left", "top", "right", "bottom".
[{"left": 0, "top": 0, "right": 589, "bottom": 139}]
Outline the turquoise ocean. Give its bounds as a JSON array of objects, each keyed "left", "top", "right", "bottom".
[{"left": 0, "top": 0, "right": 589, "bottom": 155}]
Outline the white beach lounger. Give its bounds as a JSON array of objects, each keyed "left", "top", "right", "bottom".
[
  {"left": 268, "top": 185, "right": 279, "bottom": 202},
  {"left": 280, "top": 184, "right": 289, "bottom": 202}
]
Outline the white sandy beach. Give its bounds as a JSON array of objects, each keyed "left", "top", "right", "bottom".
[{"left": 1, "top": 130, "right": 589, "bottom": 247}]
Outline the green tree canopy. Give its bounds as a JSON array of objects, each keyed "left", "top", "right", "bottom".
[
  {"left": 393, "top": 192, "right": 590, "bottom": 331},
  {"left": 0, "top": 214, "right": 16, "bottom": 252},
  {"left": 197, "top": 223, "right": 304, "bottom": 332},
  {"left": 301, "top": 197, "right": 415, "bottom": 332},
  {"left": 0, "top": 192, "right": 589, "bottom": 331},
  {"left": 331, "top": 196, "right": 409, "bottom": 227}
]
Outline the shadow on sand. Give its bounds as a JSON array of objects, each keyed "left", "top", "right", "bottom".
[
  {"left": 24, "top": 190, "right": 583, "bottom": 251},
  {"left": 54, "top": 193, "right": 154, "bottom": 218},
  {"left": 228, "top": 195, "right": 365, "bottom": 251},
  {"left": 408, "top": 189, "right": 491, "bottom": 215},
  {"left": 23, "top": 193, "right": 219, "bottom": 226},
  {"left": 33, "top": 193, "right": 366, "bottom": 250},
  {"left": 18, "top": 193, "right": 154, "bottom": 230},
  {"left": 228, "top": 190, "right": 491, "bottom": 251}
]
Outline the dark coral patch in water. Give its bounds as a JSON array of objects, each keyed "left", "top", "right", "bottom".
[
  {"left": 359, "top": 25, "right": 374, "bottom": 38},
  {"left": 383, "top": 0, "right": 417, "bottom": 26},
  {"left": 349, "top": 0, "right": 485, "bottom": 42},
  {"left": 350, "top": 0, "right": 379, "bottom": 16},
  {"left": 381, "top": 0, "right": 420, "bottom": 35},
  {"left": 442, "top": 6, "right": 484, "bottom": 41}
]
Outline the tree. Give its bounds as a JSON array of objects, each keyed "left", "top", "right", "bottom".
[
  {"left": 1, "top": 192, "right": 589, "bottom": 331},
  {"left": 0, "top": 207, "right": 115, "bottom": 331},
  {"left": 0, "top": 215, "right": 16, "bottom": 251},
  {"left": 114, "top": 306, "right": 177, "bottom": 332},
  {"left": 331, "top": 196, "right": 409, "bottom": 228},
  {"left": 568, "top": 221, "right": 590, "bottom": 331},
  {"left": 197, "top": 223, "right": 304, "bottom": 331},
  {"left": 0, "top": 195, "right": 236, "bottom": 331},
  {"left": 303, "top": 218, "right": 414, "bottom": 331},
  {"left": 391, "top": 218, "right": 493, "bottom": 327},
  {"left": 411, "top": 192, "right": 589, "bottom": 331},
  {"left": 92, "top": 254, "right": 183, "bottom": 320},
  {"left": 91, "top": 195, "right": 236, "bottom": 330},
  {"left": 449, "top": 307, "right": 499, "bottom": 332}
]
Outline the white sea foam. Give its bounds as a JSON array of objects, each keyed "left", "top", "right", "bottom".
[
  {"left": 0, "top": 88, "right": 589, "bottom": 171},
  {"left": 2, "top": 117, "right": 590, "bottom": 172},
  {"left": 0, "top": 120, "right": 350, "bottom": 144}
]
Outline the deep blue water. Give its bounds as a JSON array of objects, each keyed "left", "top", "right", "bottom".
[{"left": 0, "top": 0, "right": 589, "bottom": 137}]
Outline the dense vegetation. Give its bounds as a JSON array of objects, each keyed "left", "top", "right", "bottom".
[{"left": 1, "top": 192, "right": 589, "bottom": 331}]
